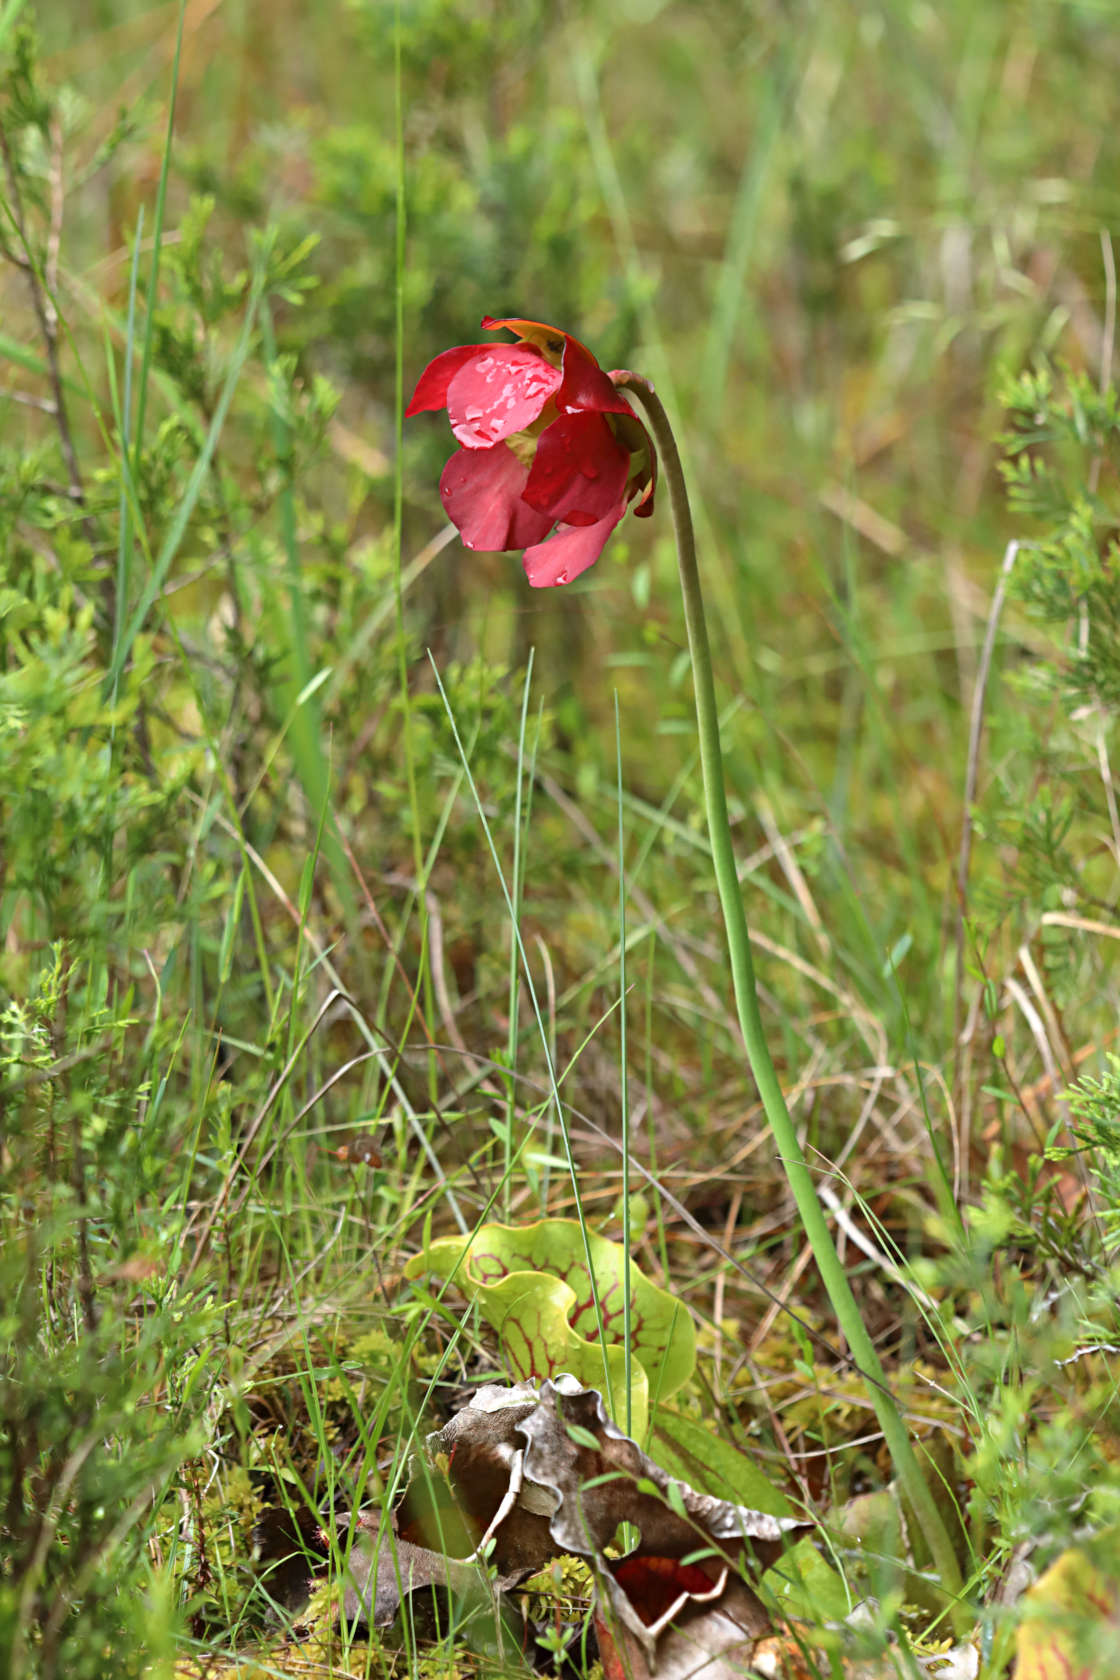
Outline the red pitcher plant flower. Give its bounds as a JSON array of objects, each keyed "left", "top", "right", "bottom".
[{"left": 405, "top": 316, "right": 656, "bottom": 587}]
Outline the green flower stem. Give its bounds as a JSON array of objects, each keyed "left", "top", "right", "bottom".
[{"left": 613, "top": 371, "right": 966, "bottom": 1607}]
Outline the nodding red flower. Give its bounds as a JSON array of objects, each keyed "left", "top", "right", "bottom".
[{"left": 406, "top": 316, "right": 656, "bottom": 588}]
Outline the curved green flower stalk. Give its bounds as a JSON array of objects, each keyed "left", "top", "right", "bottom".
[{"left": 611, "top": 370, "right": 965, "bottom": 1609}]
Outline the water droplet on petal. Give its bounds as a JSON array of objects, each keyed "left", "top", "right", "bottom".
[{"left": 554, "top": 570, "right": 569, "bottom": 585}]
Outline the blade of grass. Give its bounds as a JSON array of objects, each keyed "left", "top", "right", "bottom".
[
  {"left": 103, "top": 251, "right": 268, "bottom": 697},
  {"left": 128, "top": 0, "right": 186, "bottom": 471},
  {"left": 108, "top": 206, "right": 144, "bottom": 700},
  {"left": 615, "top": 692, "right": 633, "bottom": 1440},
  {"left": 0, "top": 0, "right": 29, "bottom": 49},
  {"left": 503, "top": 651, "right": 538, "bottom": 1216}
]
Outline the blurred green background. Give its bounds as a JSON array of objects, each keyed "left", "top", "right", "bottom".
[
  {"left": 34, "top": 0, "right": 1118, "bottom": 772},
  {"left": 8, "top": 0, "right": 1120, "bottom": 1214}
]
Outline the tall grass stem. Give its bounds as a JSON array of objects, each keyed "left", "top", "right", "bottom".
[{"left": 615, "top": 694, "right": 633, "bottom": 1439}]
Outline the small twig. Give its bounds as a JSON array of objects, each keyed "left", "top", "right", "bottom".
[
  {"left": 754, "top": 792, "right": 828, "bottom": 958},
  {"left": 1003, "top": 979, "right": 1062, "bottom": 1145},
  {"left": 0, "top": 1041, "right": 104, "bottom": 1099},
  {"left": 45, "top": 115, "right": 63, "bottom": 310},
  {"left": 816, "top": 1181, "right": 938, "bottom": 1313},
  {"left": 2, "top": 387, "right": 59, "bottom": 413},
  {"left": 1010, "top": 951, "right": 1100, "bottom": 1230},
  {"left": 0, "top": 121, "right": 99, "bottom": 559},
  {"left": 425, "top": 886, "right": 502, "bottom": 1100},
  {"left": 1058, "top": 1342, "right": 1120, "bottom": 1368}
]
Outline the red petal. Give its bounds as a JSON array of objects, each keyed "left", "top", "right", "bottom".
[
  {"left": 522, "top": 502, "right": 628, "bottom": 587},
  {"left": 405, "top": 345, "right": 489, "bottom": 417},
  {"left": 446, "top": 346, "right": 562, "bottom": 449},
  {"left": 439, "top": 445, "right": 553, "bottom": 553},
  {"left": 523, "top": 412, "right": 629, "bottom": 524},
  {"left": 556, "top": 337, "right": 636, "bottom": 419}
]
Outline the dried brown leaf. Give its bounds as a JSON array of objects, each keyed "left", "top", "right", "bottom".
[{"left": 421, "top": 1376, "right": 809, "bottom": 1677}]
